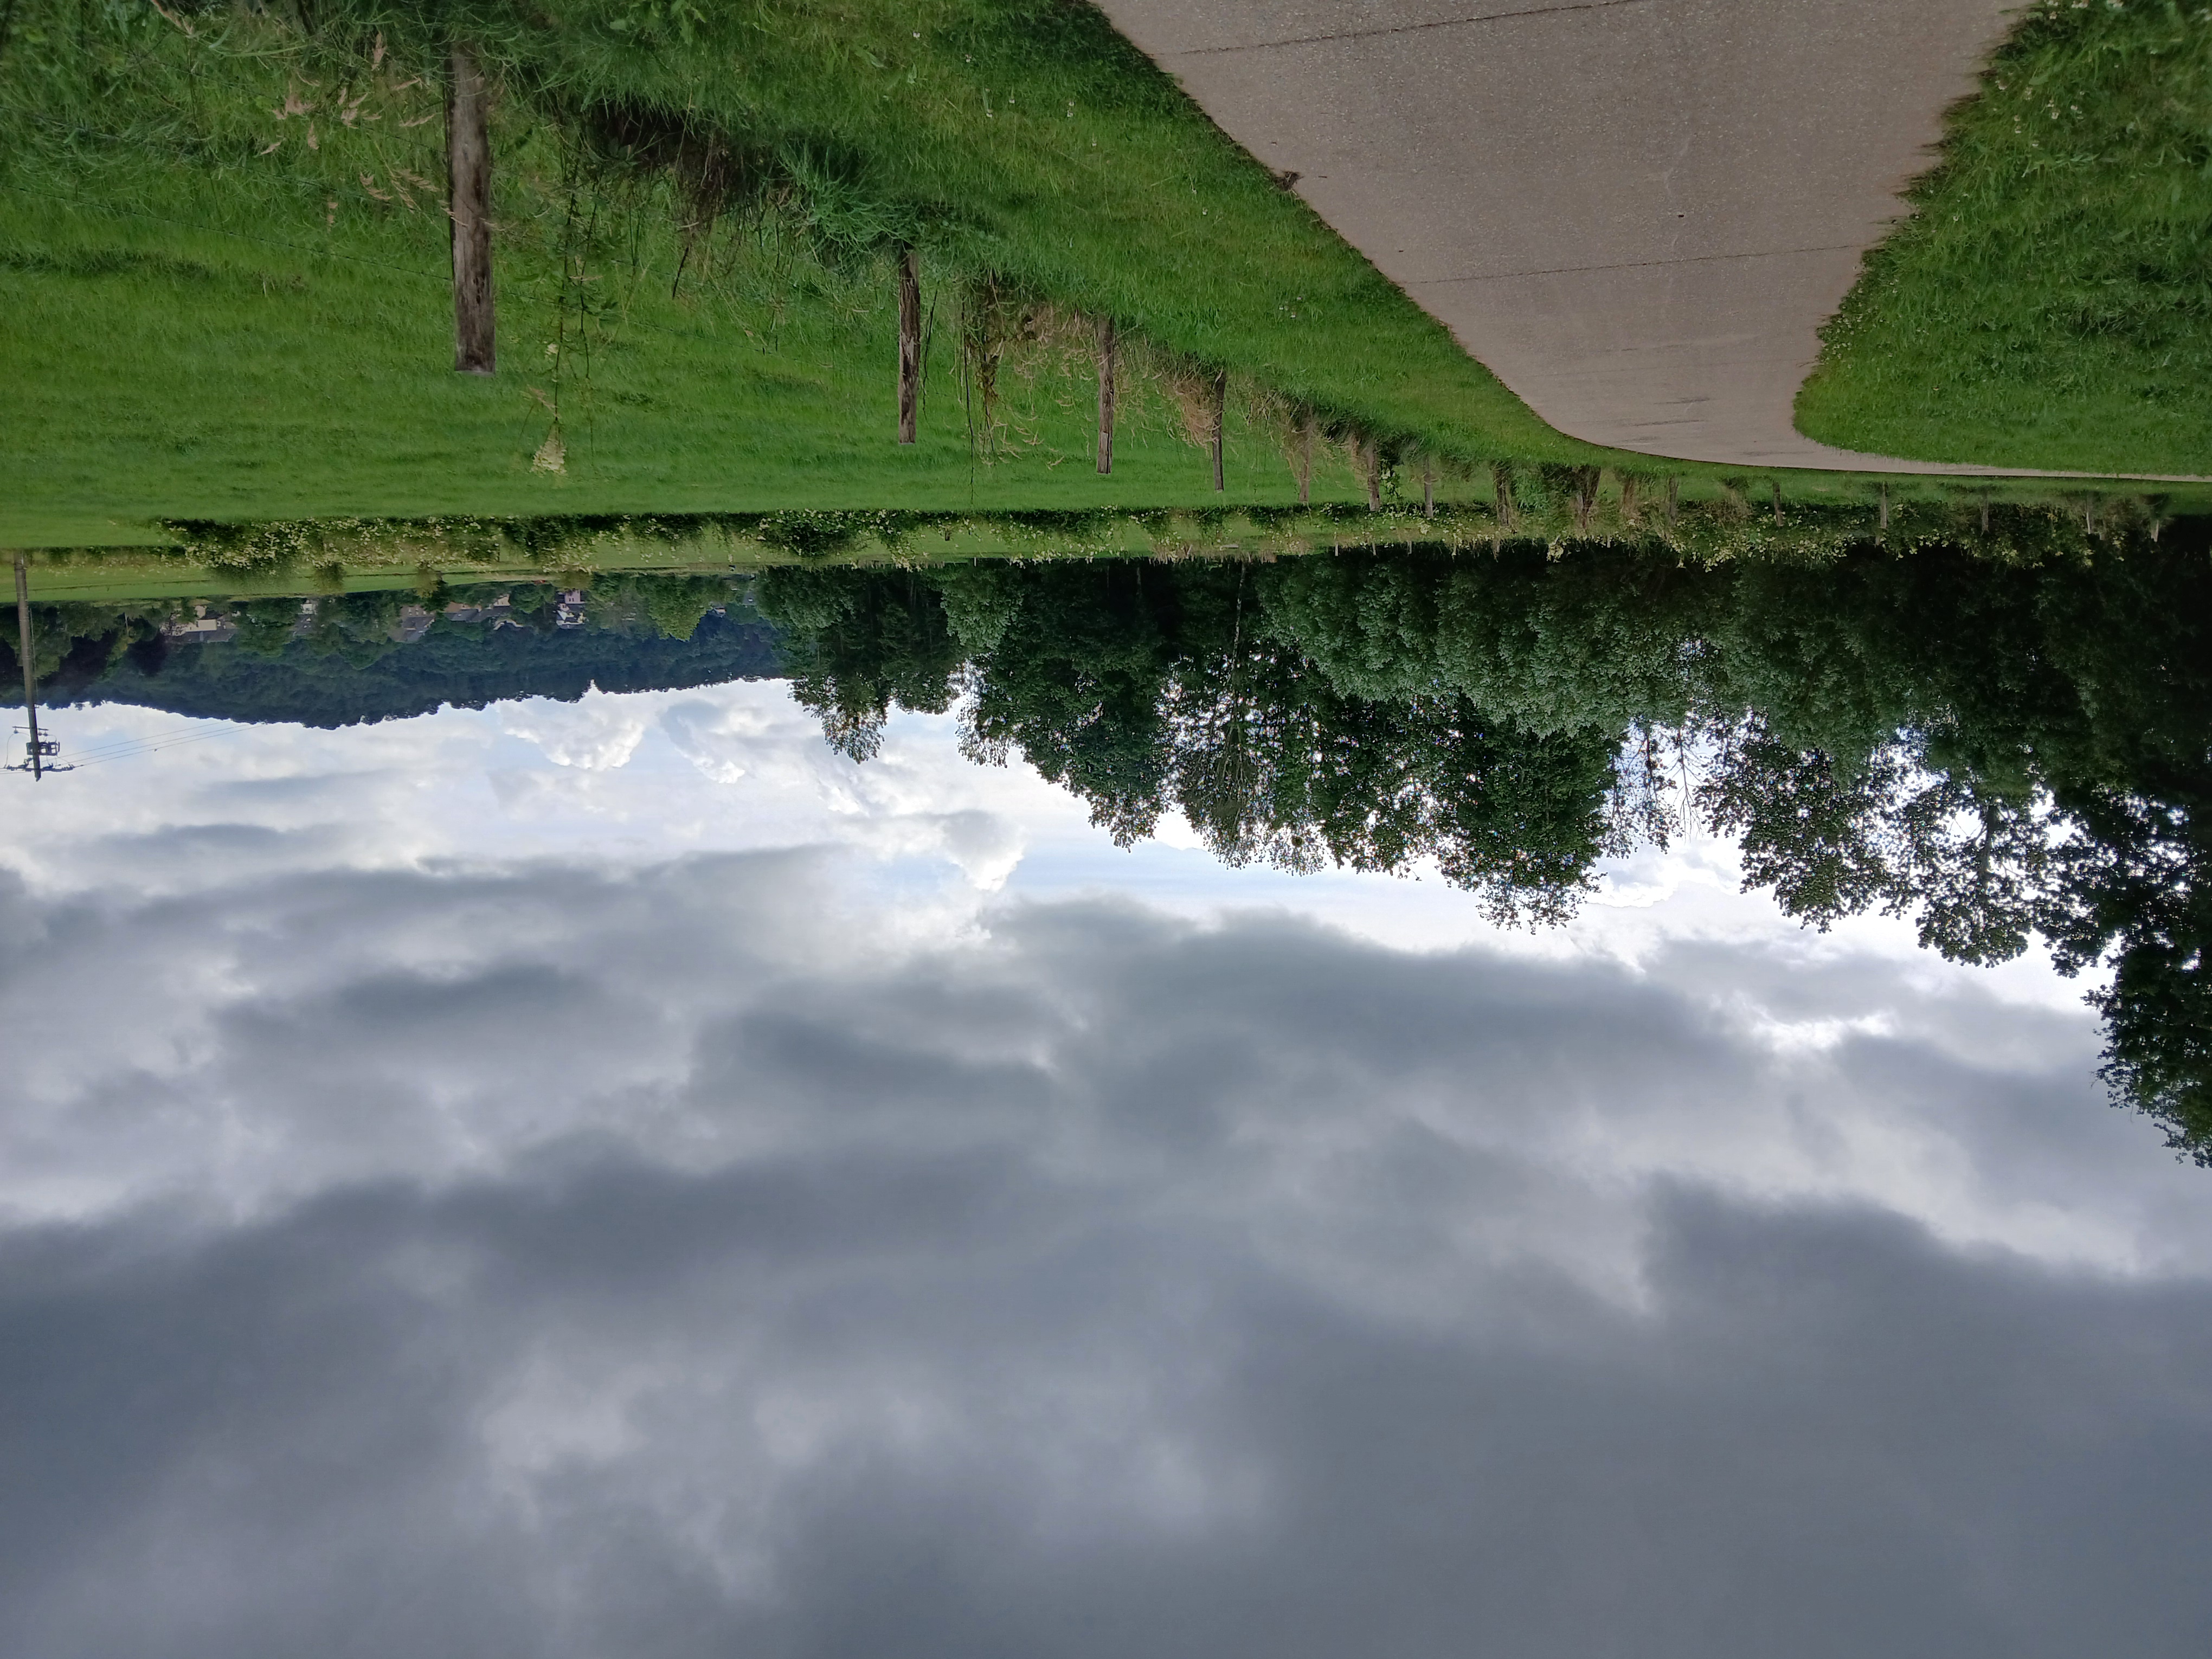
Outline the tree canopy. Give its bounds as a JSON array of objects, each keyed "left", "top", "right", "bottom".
[{"left": 755, "top": 531, "right": 2212, "bottom": 1160}]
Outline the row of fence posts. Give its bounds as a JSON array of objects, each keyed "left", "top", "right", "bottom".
[
  {"left": 417, "top": 55, "right": 2003, "bottom": 538},
  {"left": 430, "top": 47, "right": 1359, "bottom": 505},
  {"left": 891, "top": 260, "right": 1336, "bottom": 506},
  {"left": 435, "top": 54, "right": 1504, "bottom": 525}
]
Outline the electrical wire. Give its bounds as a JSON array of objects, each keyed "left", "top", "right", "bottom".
[{"left": 24, "top": 719, "right": 245, "bottom": 769}]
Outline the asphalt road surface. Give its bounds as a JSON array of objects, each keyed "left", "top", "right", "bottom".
[{"left": 1095, "top": 0, "right": 2028, "bottom": 473}]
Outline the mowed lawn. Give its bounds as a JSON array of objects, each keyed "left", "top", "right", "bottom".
[
  {"left": 1798, "top": 0, "right": 2212, "bottom": 476},
  {"left": 0, "top": 0, "right": 1616, "bottom": 544}
]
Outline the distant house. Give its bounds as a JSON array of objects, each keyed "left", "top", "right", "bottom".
[
  {"left": 443, "top": 592, "right": 518, "bottom": 628},
  {"left": 555, "top": 590, "right": 588, "bottom": 629},
  {"left": 164, "top": 604, "right": 237, "bottom": 645}
]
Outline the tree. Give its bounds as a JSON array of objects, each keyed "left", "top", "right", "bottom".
[{"left": 760, "top": 528, "right": 2212, "bottom": 1154}]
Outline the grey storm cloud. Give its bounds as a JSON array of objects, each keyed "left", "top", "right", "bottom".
[{"left": 2, "top": 852, "right": 2210, "bottom": 1658}]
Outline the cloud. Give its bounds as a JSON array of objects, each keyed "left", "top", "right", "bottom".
[
  {"left": 499, "top": 693, "right": 652, "bottom": 771},
  {"left": 1, "top": 686, "right": 1084, "bottom": 917},
  {"left": 2, "top": 845, "right": 2210, "bottom": 1657}
]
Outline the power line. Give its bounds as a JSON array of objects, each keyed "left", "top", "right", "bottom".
[{"left": 65, "top": 725, "right": 241, "bottom": 768}]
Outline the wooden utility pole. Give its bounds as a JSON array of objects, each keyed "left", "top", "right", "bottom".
[
  {"left": 897, "top": 246, "right": 922, "bottom": 445},
  {"left": 14, "top": 551, "right": 44, "bottom": 781},
  {"left": 447, "top": 44, "right": 495, "bottom": 375},
  {"left": 1364, "top": 442, "right": 1381, "bottom": 511},
  {"left": 1210, "top": 370, "right": 1226, "bottom": 492},
  {"left": 1422, "top": 455, "right": 1435, "bottom": 519},
  {"left": 1095, "top": 317, "right": 1116, "bottom": 474},
  {"left": 1492, "top": 461, "right": 1513, "bottom": 528},
  {"left": 1298, "top": 413, "right": 1314, "bottom": 506}
]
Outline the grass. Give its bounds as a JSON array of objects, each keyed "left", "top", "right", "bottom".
[
  {"left": 13, "top": 480, "right": 2191, "bottom": 607},
  {"left": 1797, "top": 0, "right": 2212, "bottom": 475},
  {"left": 0, "top": 0, "right": 1639, "bottom": 544}
]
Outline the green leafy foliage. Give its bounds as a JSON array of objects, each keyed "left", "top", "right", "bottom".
[{"left": 747, "top": 523, "right": 2212, "bottom": 1157}]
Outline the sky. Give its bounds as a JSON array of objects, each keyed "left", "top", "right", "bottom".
[{"left": 3, "top": 683, "right": 2210, "bottom": 1658}]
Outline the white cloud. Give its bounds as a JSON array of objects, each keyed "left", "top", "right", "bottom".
[
  {"left": 2, "top": 681, "right": 2203, "bottom": 1658},
  {"left": 499, "top": 693, "right": 653, "bottom": 770}
]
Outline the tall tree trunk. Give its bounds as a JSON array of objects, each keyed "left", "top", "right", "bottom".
[
  {"left": 1365, "top": 442, "right": 1381, "bottom": 511},
  {"left": 1422, "top": 455, "right": 1435, "bottom": 519},
  {"left": 1095, "top": 317, "right": 1115, "bottom": 474},
  {"left": 897, "top": 247, "right": 922, "bottom": 445},
  {"left": 447, "top": 44, "right": 495, "bottom": 375},
  {"left": 1211, "top": 370, "right": 1226, "bottom": 493},
  {"left": 1298, "top": 413, "right": 1314, "bottom": 506},
  {"left": 1493, "top": 461, "right": 1515, "bottom": 528}
]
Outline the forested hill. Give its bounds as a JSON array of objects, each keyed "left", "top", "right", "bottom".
[{"left": 57, "top": 610, "right": 786, "bottom": 729}]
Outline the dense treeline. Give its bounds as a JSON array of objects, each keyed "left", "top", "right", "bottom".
[
  {"left": 2, "top": 576, "right": 777, "bottom": 727},
  {"left": 751, "top": 533, "right": 2212, "bottom": 1161},
  {"left": 15, "top": 537, "right": 2209, "bottom": 1159}
]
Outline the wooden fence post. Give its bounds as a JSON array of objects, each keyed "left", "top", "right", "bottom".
[
  {"left": 447, "top": 44, "right": 495, "bottom": 375},
  {"left": 897, "top": 247, "right": 922, "bottom": 445},
  {"left": 1211, "top": 370, "right": 1226, "bottom": 492},
  {"left": 1095, "top": 317, "right": 1115, "bottom": 474}
]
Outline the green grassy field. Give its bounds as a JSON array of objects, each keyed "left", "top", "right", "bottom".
[
  {"left": 0, "top": 0, "right": 1645, "bottom": 545},
  {"left": 1798, "top": 0, "right": 2212, "bottom": 475}
]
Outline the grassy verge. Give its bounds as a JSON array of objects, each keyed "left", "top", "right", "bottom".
[
  {"left": 0, "top": 0, "right": 1635, "bottom": 543},
  {"left": 1797, "top": 1, "right": 2212, "bottom": 474},
  {"left": 13, "top": 482, "right": 2192, "bottom": 607}
]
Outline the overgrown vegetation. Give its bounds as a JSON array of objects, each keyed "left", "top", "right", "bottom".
[
  {"left": 18, "top": 475, "right": 2190, "bottom": 603},
  {"left": 0, "top": 0, "right": 1625, "bottom": 543},
  {"left": 1799, "top": 0, "right": 2212, "bottom": 474}
]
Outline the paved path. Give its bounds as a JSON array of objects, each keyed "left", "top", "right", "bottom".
[{"left": 1095, "top": 0, "right": 2037, "bottom": 473}]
